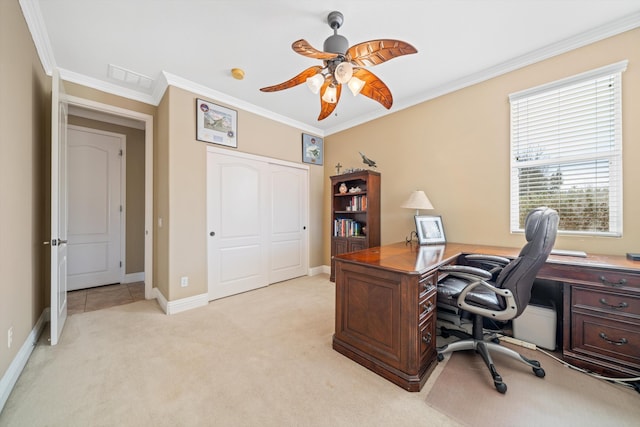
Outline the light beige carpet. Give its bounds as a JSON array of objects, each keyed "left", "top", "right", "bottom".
[
  {"left": 0, "top": 275, "right": 459, "bottom": 427},
  {"left": 2, "top": 274, "right": 637, "bottom": 427},
  {"left": 426, "top": 342, "right": 640, "bottom": 426}
]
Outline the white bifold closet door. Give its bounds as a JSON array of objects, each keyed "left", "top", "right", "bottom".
[{"left": 206, "top": 147, "right": 308, "bottom": 301}]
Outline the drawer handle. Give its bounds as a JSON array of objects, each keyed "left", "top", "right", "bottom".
[
  {"left": 423, "top": 283, "right": 435, "bottom": 293},
  {"left": 599, "top": 276, "right": 626, "bottom": 287},
  {"left": 422, "top": 302, "right": 434, "bottom": 315},
  {"left": 599, "top": 298, "right": 629, "bottom": 310},
  {"left": 599, "top": 332, "right": 628, "bottom": 346},
  {"left": 422, "top": 332, "right": 432, "bottom": 345}
]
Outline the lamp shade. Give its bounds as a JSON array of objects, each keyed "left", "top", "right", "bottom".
[
  {"left": 347, "top": 76, "right": 365, "bottom": 96},
  {"left": 322, "top": 85, "right": 338, "bottom": 103},
  {"left": 306, "top": 74, "right": 324, "bottom": 94},
  {"left": 400, "top": 190, "right": 434, "bottom": 211},
  {"left": 334, "top": 62, "right": 354, "bottom": 84}
]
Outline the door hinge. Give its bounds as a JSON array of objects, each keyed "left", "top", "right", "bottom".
[
  {"left": 120, "top": 205, "right": 123, "bottom": 212},
  {"left": 120, "top": 261, "right": 122, "bottom": 268},
  {"left": 119, "top": 149, "right": 123, "bottom": 157}
]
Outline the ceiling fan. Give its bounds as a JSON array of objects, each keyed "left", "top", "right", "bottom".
[{"left": 259, "top": 11, "right": 418, "bottom": 121}]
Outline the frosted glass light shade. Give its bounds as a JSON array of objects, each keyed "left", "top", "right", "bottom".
[
  {"left": 322, "top": 85, "right": 337, "bottom": 103},
  {"left": 400, "top": 190, "right": 434, "bottom": 215},
  {"left": 334, "top": 62, "right": 353, "bottom": 84},
  {"left": 306, "top": 74, "right": 324, "bottom": 94},
  {"left": 347, "top": 76, "right": 365, "bottom": 96}
]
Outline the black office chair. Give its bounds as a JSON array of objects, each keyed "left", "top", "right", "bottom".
[{"left": 436, "top": 207, "right": 559, "bottom": 393}]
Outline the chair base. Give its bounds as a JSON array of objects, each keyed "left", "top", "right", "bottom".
[{"left": 437, "top": 317, "right": 545, "bottom": 393}]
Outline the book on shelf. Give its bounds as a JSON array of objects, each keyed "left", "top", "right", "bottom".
[{"left": 333, "top": 219, "right": 364, "bottom": 237}]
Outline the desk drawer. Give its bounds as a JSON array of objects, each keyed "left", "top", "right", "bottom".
[
  {"left": 573, "top": 287, "right": 640, "bottom": 320},
  {"left": 419, "top": 293, "right": 436, "bottom": 322},
  {"left": 418, "top": 272, "right": 437, "bottom": 299},
  {"left": 549, "top": 264, "right": 640, "bottom": 290},
  {"left": 419, "top": 314, "right": 436, "bottom": 367},
  {"left": 571, "top": 311, "right": 640, "bottom": 369}
]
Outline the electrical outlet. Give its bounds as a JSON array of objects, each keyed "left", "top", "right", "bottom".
[
  {"left": 180, "top": 276, "right": 189, "bottom": 287},
  {"left": 8, "top": 326, "right": 13, "bottom": 349}
]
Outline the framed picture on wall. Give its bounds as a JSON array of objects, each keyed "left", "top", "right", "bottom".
[
  {"left": 415, "top": 215, "right": 446, "bottom": 245},
  {"left": 302, "top": 133, "right": 323, "bottom": 165},
  {"left": 196, "top": 98, "right": 237, "bottom": 148}
]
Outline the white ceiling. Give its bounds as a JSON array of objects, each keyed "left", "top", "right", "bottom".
[{"left": 24, "top": 0, "right": 640, "bottom": 136}]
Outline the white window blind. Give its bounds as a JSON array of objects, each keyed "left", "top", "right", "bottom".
[{"left": 509, "top": 61, "right": 626, "bottom": 236}]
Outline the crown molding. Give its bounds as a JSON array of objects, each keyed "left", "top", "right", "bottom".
[
  {"left": 20, "top": 0, "right": 640, "bottom": 137},
  {"left": 162, "top": 72, "right": 324, "bottom": 136},
  {"left": 58, "top": 68, "right": 158, "bottom": 105},
  {"left": 19, "top": 0, "right": 55, "bottom": 75},
  {"left": 328, "top": 11, "right": 640, "bottom": 136}
]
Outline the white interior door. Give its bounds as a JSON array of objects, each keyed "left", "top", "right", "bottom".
[
  {"left": 50, "top": 69, "right": 68, "bottom": 345},
  {"left": 269, "top": 164, "right": 308, "bottom": 283},
  {"left": 207, "top": 152, "right": 269, "bottom": 300},
  {"left": 67, "top": 126, "right": 124, "bottom": 290}
]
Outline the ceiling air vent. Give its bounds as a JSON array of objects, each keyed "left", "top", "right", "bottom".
[{"left": 107, "top": 64, "right": 154, "bottom": 91}]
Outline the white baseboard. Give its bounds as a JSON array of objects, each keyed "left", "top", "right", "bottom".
[
  {"left": 0, "top": 309, "right": 48, "bottom": 414},
  {"left": 152, "top": 288, "right": 208, "bottom": 315},
  {"left": 308, "top": 265, "right": 330, "bottom": 276},
  {"left": 122, "top": 272, "right": 144, "bottom": 283}
]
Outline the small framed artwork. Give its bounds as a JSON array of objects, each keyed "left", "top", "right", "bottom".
[
  {"left": 302, "top": 133, "right": 323, "bottom": 165},
  {"left": 415, "top": 215, "right": 446, "bottom": 245},
  {"left": 196, "top": 98, "right": 237, "bottom": 148}
]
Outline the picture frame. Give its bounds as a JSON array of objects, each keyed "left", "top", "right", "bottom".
[
  {"left": 196, "top": 98, "right": 237, "bottom": 148},
  {"left": 415, "top": 215, "right": 446, "bottom": 245},
  {"left": 302, "top": 133, "right": 323, "bottom": 165}
]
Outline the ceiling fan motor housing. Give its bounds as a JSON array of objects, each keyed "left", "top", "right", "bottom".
[
  {"left": 324, "top": 34, "right": 348, "bottom": 54},
  {"left": 324, "top": 11, "right": 348, "bottom": 54}
]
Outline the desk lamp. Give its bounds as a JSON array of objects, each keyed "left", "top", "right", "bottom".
[{"left": 401, "top": 190, "right": 434, "bottom": 242}]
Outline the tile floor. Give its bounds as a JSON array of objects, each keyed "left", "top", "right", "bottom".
[{"left": 67, "top": 282, "right": 146, "bottom": 315}]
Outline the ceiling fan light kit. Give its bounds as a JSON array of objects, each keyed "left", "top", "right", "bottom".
[{"left": 259, "top": 11, "right": 417, "bottom": 120}]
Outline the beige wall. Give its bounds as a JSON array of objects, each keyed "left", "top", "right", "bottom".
[
  {"left": 323, "top": 28, "right": 640, "bottom": 264},
  {"left": 0, "top": 0, "right": 50, "bottom": 382},
  {"left": 158, "top": 86, "right": 324, "bottom": 301},
  {"left": 67, "top": 116, "right": 146, "bottom": 274}
]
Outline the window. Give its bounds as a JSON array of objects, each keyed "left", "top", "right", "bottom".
[{"left": 509, "top": 61, "right": 627, "bottom": 236}]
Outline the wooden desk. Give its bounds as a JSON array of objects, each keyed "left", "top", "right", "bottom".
[{"left": 332, "top": 242, "right": 640, "bottom": 391}]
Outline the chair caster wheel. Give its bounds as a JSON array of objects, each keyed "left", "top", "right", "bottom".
[
  {"left": 533, "top": 367, "right": 545, "bottom": 378},
  {"left": 494, "top": 382, "right": 507, "bottom": 394},
  {"left": 437, "top": 353, "right": 444, "bottom": 362},
  {"left": 441, "top": 329, "right": 450, "bottom": 339}
]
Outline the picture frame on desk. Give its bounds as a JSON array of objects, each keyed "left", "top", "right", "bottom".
[{"left": 415, "top": 215, "right": 446, "bottom": 245}]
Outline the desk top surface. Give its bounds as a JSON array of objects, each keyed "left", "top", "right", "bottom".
[{"left": 335, "top": 242, "right": 640, "bottom": 275}]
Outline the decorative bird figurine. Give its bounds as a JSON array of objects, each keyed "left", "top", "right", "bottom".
[{"left": 359, "top": 152, "right": 377, "bottom": 168}]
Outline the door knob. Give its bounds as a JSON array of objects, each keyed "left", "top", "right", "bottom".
[{"left": 209, "top": 231, "right": 215, "bottom": 236}]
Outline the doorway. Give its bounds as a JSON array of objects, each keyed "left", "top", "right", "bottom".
[{"left": 66, "top": 97, "right": 154, "bottom": 300}]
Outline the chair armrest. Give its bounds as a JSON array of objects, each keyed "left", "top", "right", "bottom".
[
  {"left": 464, "top": 254, "right": 511, "bottom": 265},
  {"left": 457, "top": 280, "right": 517, "bottom": 321},
  {"left": 438, "top": 264, "right": 493, "bottom": 280}
]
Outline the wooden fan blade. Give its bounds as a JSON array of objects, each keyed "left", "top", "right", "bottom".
[
  {"left": 346, "top": 39, "right": 417, "bottom": 67},
  {"left": 259, "top": 66, "right": 323, "bottom": 92},
  {"left": 318, "top": 81, "right": 342, "bottom": 121},
  {"left": 292, "top": 39, "right": 339, "bottom": 60},
  {"left": 352, "top": 68, "right": 393, "bottom": 109}
]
